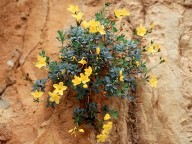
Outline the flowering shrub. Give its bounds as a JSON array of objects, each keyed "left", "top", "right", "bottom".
[{"left": 31, "top": 3, "right": 165, "bottom": 142}]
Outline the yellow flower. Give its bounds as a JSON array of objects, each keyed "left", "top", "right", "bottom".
[
  {"left": 88, "top": 19, "right": 100, "bottom": 33},
  {"left": 68, "top": 126, "right": 84, "bottom": 137},
  {"left": 103, "top": 121, "right": 113, "bottom": 134},
  {"left": 136, "top": 24, "right": 147, "bottom": 37},
  {"left": 114, "top": 8, "right": 130, "bottom": 19},
  {"left": 147, "top": 44, "right": 156, "bottom": 54},
  {"left": 89, "top": 26, "right": 98, "bottom": 33},
  {"left": 35, "top": 55, "right": 47, "bottom": 68},
  {"left": 48, "top": 92, "right": 61, "bottom": 104},
  {"left": 82, "top": 21, "right": 90, "bottom": 29},
  {"left": 67, "top": 5, "right": 79, "bottom": 14},
  {"left": 80, "top": 73, "right": 90, "bottom": 84},
  {"left": 78, "top": 57, "right": 87, "bottom": 65},
  {"left": 119, "top": 70, "right": 124, "bottom": 81},
  {"left": 96, "top": 133, "right": 108, "bottom": 143},
  {"left": 104, "top": 113, "right": 111, "bottom": 121},
  {"left": 96, "top": 47, "right": 100, "bottom": 55},
  {"left": 89, "top": 19, "right": 100, "bottom": 27},
  {"left": 97, "top": 25, "right": 106, "bottom": 35},
  {"left": 53, "top": 82, "right": 67, "bottom": 95},
  {"left": 136, "top": 61, "right": 140, "bottom": 67},
  {"left": 149, "top": 76, "right": 157, "bottom": 88},
  {"left": 31, "top": 90, "right": 43, "bottom": 99},
  {"left": 84, "top": 66, "right": 92, "bottom": 76},
  {"left": 72, "top": 12, "right": 84, "bottom": 22},
  {"left": 72, "top": 76, "right": 82, "bottom": 86}
]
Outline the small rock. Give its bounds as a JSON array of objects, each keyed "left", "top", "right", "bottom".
[
  {"left": 0, "top": 99, "right": 10, "bottom": 109},
  {"left": 0, "top": 135, "right": 7, "bottom": 141},
  {"left": 7, "top": 60, "right": 14, "bottom": 67}
]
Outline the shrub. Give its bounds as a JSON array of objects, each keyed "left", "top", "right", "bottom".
[{"left": 31, "top": 3, "right": 165, "bottom": 142}]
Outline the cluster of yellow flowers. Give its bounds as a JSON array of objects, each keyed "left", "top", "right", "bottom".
[
  {"left": 67, "top": 5, "right": 84, "bottom": 22},
  {"left": 48, "top": 82, "right": 67, "bottom": 104},
  {"left": 67, "top": 4, "right": 106, "bottom": 35},
  {"left": 82, "top": 19, "right": 106, "bottom": 35},
  {"left": 96, "top": 113, "right": 113, "bottom": 143},
  {"left": 68, "top": 126, "right": 84, "bottom": 137},
  {"left": 67, "top": 5, "right": 132, "bottom": 35},
  {"left": 72, "top": 66, "right": 92, "bottom": 88},
  {"left": 31, "top": 82, "right": 67, "bottom": 104},
  {"left": 135, "top": 23, "right": 160, "bottom": 88}
]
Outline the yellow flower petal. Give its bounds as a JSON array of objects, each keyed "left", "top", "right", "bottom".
[
  {"left": 97, "top": 25, "right": 106, "bottom": 35},
  {"left": 89, "top": 26, "right": 97, "bottom": 33},
  {"left": 89, "top": 19, "right": 100, "bottom": 27},
  {"left": 78, "top": 57, "right": 87, "bottom": 65},
  {"left": 78, "top": 129, "right": 84, "bottom": 132},
  {"left": 151, "top": 22, "right": 155, "bottom": 29},
  {"left": 104, "top": 113, "right": 111, "bottom": 121},
  {"left": 83, "top": 84, "right": 88, "bottom": 88},
  {"left": 96, "top": 47, "right": 100, "bottom": 55},
  {"left": 68, "top": 129, "right": 74, "bottom": 133},
  {"left": 136, "top": 61, "right": 140, "bottom": 67},
  {"left": 67, "top": 5, "right": 79, "bottom": 14},
  {"left": 119, "top": 70, "right": 123, "bottom": 76},
  {"left": 80, "top": 73, "right": 90, "bottom": 84},
  {"left": 119, "top": 70, "right": 124, "bottom": 81},
  {"left": 82, "top": 21, "right": 90, "bottom": 29},
  {"left": 96, "top": 133, "right": 108, "bottom": 142}
]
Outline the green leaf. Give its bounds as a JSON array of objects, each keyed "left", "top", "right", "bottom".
[
  {"left": 112, "top": 27, "right": 118, "bottom": 33},
  {"left": 109, "top": 109, "right": 119, "bottom": 119}
]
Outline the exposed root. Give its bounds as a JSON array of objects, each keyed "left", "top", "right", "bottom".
[{"left": 128, "top": 101, "right": 139, "bottom": 144}]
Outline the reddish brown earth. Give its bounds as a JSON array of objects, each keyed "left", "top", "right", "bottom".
[{"left": 0, "top": 0, "right": 192, "bottom": 143}]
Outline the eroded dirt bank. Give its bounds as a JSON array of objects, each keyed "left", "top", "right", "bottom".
[{"left": 0, "top": 0, "right": 192, "bottom": 143}]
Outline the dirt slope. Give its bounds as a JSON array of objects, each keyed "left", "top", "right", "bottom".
[{"left": 0, "top": 0, "right": 192, "bottom": 143}]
